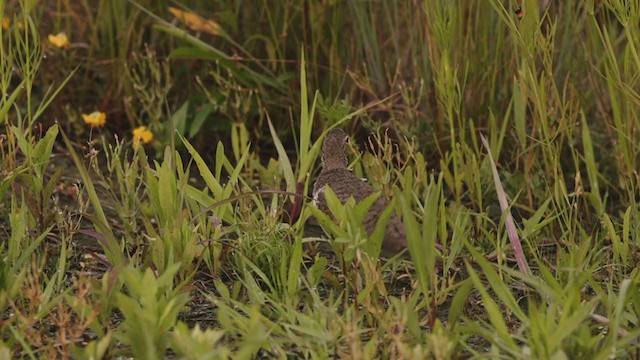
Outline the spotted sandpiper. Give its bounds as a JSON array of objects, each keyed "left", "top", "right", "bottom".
[{"left": 312, "top": 128, "right": 407, "bottom": 255}]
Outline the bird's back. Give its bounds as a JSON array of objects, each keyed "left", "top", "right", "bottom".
[
  {"left": 313, "top": 168, "right": 378, "bottom": 209},
  {"left": 313, "top": 168, "right": 407, "bottom": 255}
]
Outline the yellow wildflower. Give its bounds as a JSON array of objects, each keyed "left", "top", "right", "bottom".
[
  {"left": 48, "top": 32, "right": 70, "bottom": 48},
  {"left": 82, "top": 111, "right": 107, "bottom": 128},
  {"left": 168, "top": 7, "right": 221, "bottom": 35},
  {"left": 132, "top": 126, "right": 154, "bottom": 147},
  {"left": 2, "top": 17, "right": 24, "bottom": 30}
]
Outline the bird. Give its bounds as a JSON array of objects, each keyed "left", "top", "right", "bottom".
[{"left": 312, "top": 128, "right": 407, "bottom": 256}]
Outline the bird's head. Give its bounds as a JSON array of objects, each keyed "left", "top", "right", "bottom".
[{"left": 321, "top": 128, "right": 349, "bottom": 170}]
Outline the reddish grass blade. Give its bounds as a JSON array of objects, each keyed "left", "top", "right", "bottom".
[{"left": 480, "top": 134, "right": 529, "bottom": 275}]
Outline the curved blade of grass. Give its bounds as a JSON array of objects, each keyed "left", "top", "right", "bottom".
[
  {"left": 180, "top": 134, "right": 224, "bottom": 197},
  {"left": 286, "top": 235, "right": 303, "bottom": 301},
  {"left": 221, "top": 144, "right": 250, "bottom": 200},
  {"left": 464, "top": 261, "right": 519, "bottom": 351},
  {"left": 297, "top": 51, "right": 319, "bottom": 185},
  {"left": 157, "top": 27, "right": 285, "bottom": 92},
  {"left": 267, "top": 114, "right": 295, "bottom": 195},
  {"left": 481, "top": 134, "right": 529, "bottom": 274},
  {"left": 32, "top": 65, "right": 79, "bottom": 123},
  {"left": 550, "top": 298, "right": 599, "bottom": 352},
  {"left": 0, "top": 79, "right": 25, "bottom": 125},
  {"left": 398, "top": 173, "right": 440, "bottom": 300},
  {"left": 513, "top": 80, "right": 527, "bottom": 148},
  {"left": 127, "top": 0, "right": 285, "bottom": 92},
  {"left": 15, "top": 224, "right": 54, "bottom": 269},
  {"left": 581, "top": 111, "right": 603, "bottom": 214},
  {"left": 60, "top": 128, "right": 125, "bottom": 267},
  {"left": 157, "top": 149, "right": 178, "bottom": 225},
  {"left": 465, "top": 245, "right": 528, "bottom": 322},
  {"left": 448, "top": 278, "right": 473, "bottom": 326},
  {"left": 608, "top": 278, "right": 633, "bottom": 346}
]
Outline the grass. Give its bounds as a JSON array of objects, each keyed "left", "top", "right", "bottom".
[{"left": 1, "top": 0, "right": 640, "bottom": 358}]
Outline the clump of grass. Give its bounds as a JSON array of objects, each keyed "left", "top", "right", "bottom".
[{"left": 231, "top": 216, "right": 295, "bottom": 298}]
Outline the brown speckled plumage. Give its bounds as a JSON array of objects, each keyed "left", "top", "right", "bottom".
[{"left": 312, "top": 128, "right": 407, "bottom": 256}]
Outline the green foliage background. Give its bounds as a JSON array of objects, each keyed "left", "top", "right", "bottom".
[{"left": 1, "top": 0, "right": 640, "bottom": 358}]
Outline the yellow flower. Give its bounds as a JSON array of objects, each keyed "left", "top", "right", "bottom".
[
  {"left": 48, "top": 32, "right": 70, "bottom": 48},
  {"left": 168, "top": 7, "right": 221, "bottom": 35},
  {"left": 2, "top": 17, "right": 25, "bottom": 30},
  {"left": 82, "top": 111, "right": 106, "bottom": 128},
  {"left": 132, "top": 126, "right": 154, "bottom": 147}
]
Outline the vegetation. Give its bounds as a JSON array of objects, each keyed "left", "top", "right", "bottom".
[{"left": 1, "top": 0, "right": 640, "bottom": 358}]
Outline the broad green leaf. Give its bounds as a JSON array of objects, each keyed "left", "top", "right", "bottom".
[
  {"left": 172, "top": 100, "right": 189, "bottom": 136},
  {"left": 189, "top": 103, "right": 212, "bottom": 137},
  {"left": 368, "top": 198, "right": 395, "bottom": 257},
  {"left": 11, "top": 125, "right": 31, "bottom": 160},
  {"left": 32, "top": 124, "right": 58, "bottom": 177}
]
